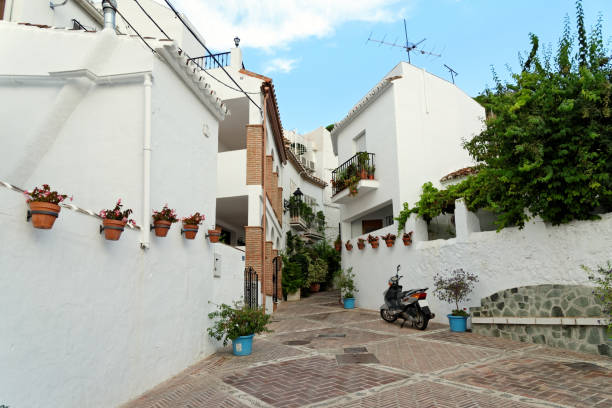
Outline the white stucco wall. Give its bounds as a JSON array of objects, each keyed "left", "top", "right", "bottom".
[
  {"left": 342, "top": 207, "right": 612, "bottom": 324},
  {"left": 4, "top": 0, "right": 102, "bottom": 29},
  {"left": 0, "top": 25, "right": 243, "bottom": 408}
]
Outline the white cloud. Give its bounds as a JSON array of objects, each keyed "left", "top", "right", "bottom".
[
  {"left": 264, "top": 58, "right": 299, "bottom": 74},
  {"left": 170, "top": 0, "right": 412, "bottom": 50}
]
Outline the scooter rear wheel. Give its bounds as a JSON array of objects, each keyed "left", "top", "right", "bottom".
[
  {"left": 414, "top": 311, "right": 429, "bottom": 330},
  {"left": 380, "top": 309, "right": 398, "bottom": 323}
]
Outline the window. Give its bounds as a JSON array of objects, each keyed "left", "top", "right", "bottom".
[{"left": 353, "top": 131, "right": 366, "bottom": 154}]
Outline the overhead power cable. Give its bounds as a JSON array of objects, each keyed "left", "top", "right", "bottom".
[
  {"left": 106, "top": 2, "right": 156, "bottom": 54},
  {"left": 162, "top": 0, "right": 262, "bottom": 111}
]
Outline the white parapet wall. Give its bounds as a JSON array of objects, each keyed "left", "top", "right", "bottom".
[
  {"left": 0, "top": 188, "right": 245, "bottom": 408},
  {"left": 342, "top": 199, "right": 612, "bottom": 323}
]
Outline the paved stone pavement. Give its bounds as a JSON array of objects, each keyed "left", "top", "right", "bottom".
[{"left": 123, "top": 291, "right": 612, "bottom": 408}]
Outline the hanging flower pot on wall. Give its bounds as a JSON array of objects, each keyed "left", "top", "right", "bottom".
[
  {"left": 207, "top": 226, "right": 222, "bottom": 243},
  {"left": 402, "top": 231, "right": 413, "bottom": 246},
  {"left": 345, "top": 240, "right": 353, "bottom": 251},
  {"left": 381, "top": 233, "right": 396, "bottom": 247},
  {"left": 99, "top": 199, "right": 135, "bottom": 241},
  {"left": 334, "top": 235, "right": 342, "bottom": 252},
  {"left": 181, "top": 212, "right": 204, "bottom": 240},
  {"left": 24, "top": 184, "right": 71, "bottom": 229},
  {"left": 357, "top": 238, "right": 366, "bottom": 250},
  {"left": 368, "top": 234, "right": 379, "bottom": 248},
  {"left": 151, "top": 204, "right": 179, "bottom": 237}
]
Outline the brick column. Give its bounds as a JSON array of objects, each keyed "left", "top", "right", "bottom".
[
  {"left": 245, "top": 226, "right": 263, "bottom": 286},
  {"left": 246, "top": 125, "right": 263, "bottom": 185}
]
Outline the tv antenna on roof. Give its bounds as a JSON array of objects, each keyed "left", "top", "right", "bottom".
[
  {"left": 443, "top": 64, "right": 458, "bottom": 84},
  {"left": 367, "top": 19, "right": 441, "bottom": 63}
]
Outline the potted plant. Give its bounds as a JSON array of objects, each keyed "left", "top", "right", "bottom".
[
  {"left": 99, "top": 199, "right": 135, "bottom": 241},
  {"left": 402, "top": 231, "right": 413, "bottom": 246},
  {"left": 357, "top": 238, "right": 366, "bottom": 250},
  {"left": 381, "top": 233, "right": 396, "bottom": 247},
  {"left": 335, "top": 267, "right": 358, "bottom": 309},
  {"left": 151, "top": 204, "right": 178, "bottom": 237},
  {"left": 308, "top": 258, "right": 327, "bottom": 293},
  {"left": 345, "top": 240, "right": 353, "bottom": 251},
  {"left": 207, "top": 302, "right": 272, "bottom": 356},
  {"left": 433, "top": 269, "right": 479, "bottom": 332},
  {"left": 367, "top": 234, "right": 379, "bottom": 248},
  {"left": 182, "top": 212, "right": 204, "bottom": 239},
  {"left": 334, "top": 235, "right": 342, "bottom": 252},
  {"left": 357, "top": 152, "right": 369, "bottom": 179},
  {"left": 368, "top": 165, "right": 375, "bottom": 180},
  {"left": 208, "top": 226, "right": 222, "bottom": 243},
  {"left": 24, "top": 184, "right": 71, "bottom": 229}
]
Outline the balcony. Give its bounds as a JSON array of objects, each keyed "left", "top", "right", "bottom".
[
  {"left": 331, "top": 152, "right": 378, "bottom": 203},
  {"left": 189, "top": 52, "right": 245, "bottom": 70},
  {"left": 287, "top": 198, "right": 325, "bottom": 240}
]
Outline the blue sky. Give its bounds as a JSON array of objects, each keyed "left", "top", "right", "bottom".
[{"left": 176, "top": 0, "right": 611, "bottom": 134}]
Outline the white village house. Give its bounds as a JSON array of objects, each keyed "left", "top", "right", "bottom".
[
  {"left": 332, "top": 62, "right": 612, "bottom": 350},
  {"left": 0, "top": 3, "right": 249, "bottom": 407}
]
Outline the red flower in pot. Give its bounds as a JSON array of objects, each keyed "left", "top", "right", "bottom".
[
  {"left": 152, "top": 204, "right": 179, "bottom": 237},
  {"left": 345, "top": 240, "right": 353, "bottom": 251},
  {"left": 402, "top": 231, "right": 413, "bottom": 246},
  {"left": 357, "top": 238, "right": 366, "bottom": 250},
  {"left": 367, "top": 234, "right": 379, "bottom": 248},
  {"left": 24, "top": 184, "right": 72, "bottom": 229},
  {"left": 182, "top": 212, "right": 204, "bottom": 239},
  {"left": 381, "top": 233, "right": 396, "bottom": 247},
  {"left": 99, "top": 199, "right": 135, "bottom": 241}
]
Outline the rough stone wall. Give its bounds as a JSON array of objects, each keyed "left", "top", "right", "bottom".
[{"left": 470, "top": 285, "right": 610, "bottom": 356}]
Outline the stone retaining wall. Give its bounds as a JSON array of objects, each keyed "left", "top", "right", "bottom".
[{"left": 470, "top": 285, "right": 610, "bottom": 356}]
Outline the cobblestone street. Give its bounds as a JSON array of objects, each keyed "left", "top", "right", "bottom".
[{"left": 123, "top": 291, "right": 612, "bottom": 408}]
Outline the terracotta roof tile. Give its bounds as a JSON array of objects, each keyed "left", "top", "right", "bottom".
[
  {"left": 440, "top": 166, "right": 478, "bottom": 182},
  {"left": 239, "top": 68, "right": 272, "bottom": 82}
]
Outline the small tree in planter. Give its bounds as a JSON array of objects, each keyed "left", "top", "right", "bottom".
[
  {"left": 307, "top": 258, "right": 327, "bottom": 292},
  {"left": 367, "top": 234, "right": 379, "bottom": 248},
  {"left": 381, "top": 233, "right": 396, "bottom": 247},
  {"left": 182, "top": 212, "right": 204, "bottom": 239},
  {"left": 207, "top": 302, "right": 272, "bottom": 356},
  {"left": 99, "top": 199, "right": 135, "bottom": 241},
  {"left": 433, "top": 269, "right": 479, "bottom": 332},
  {"left": 24, "top": 184, "right": 72, "bottom": 229},
  {"left": 335, "top": 267, "right": 359, "bottom": 309},
  {"left": 152, "top": 204, "right": 178, "bottom": 237}
]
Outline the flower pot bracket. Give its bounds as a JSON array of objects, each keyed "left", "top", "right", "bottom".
[
  {"left": 181, "top": 226, "right": 198, "bottom": 235},
  {"left": 150, "top": 224, "right": 171, "bottom": 231},
  {"left": 26, "top": 209, "right": 59, "bottom": 222},
  {"left": 99, "top": 224, "right": 125, "bottom": 234}
]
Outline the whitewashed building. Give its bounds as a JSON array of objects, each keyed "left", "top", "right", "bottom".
[
  {"left": 331, "top": 61, "right": 484, "bottom": 240},
  {"left": 0, "top": 4, "right": 246, "bottom": 408}
]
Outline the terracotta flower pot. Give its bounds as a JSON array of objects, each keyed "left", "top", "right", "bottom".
[
  {"left": 357, "top": 242, "right": 365, "bottom": 250},
  {"left": 385, "top": 240, "right": 395, "bottom": 247},
  {"left": 370, "top": 240, "right": 379, "bottom": 249},
  {"left": 334, "top": 243, "right": 342, "bottom": 252},
  {"left": 153, "top": 220, "right": 172, "bottom": 237},
  {"left": 208, "top": 229, "right": 221, "bottom": 243},
  {"left": 102, "top": 219, "right": 126, "bottom": 241},
  {"left": 402, "top": 232, "right": 413, "bottom": 246},
  {"left": 310, "top": 282, "right": 321, "bottom": 293},
  {"left": 29, "top": 202, "right": 61, "bottom": 229},
  {"left": 182, "top": 223, "right": 199, "bottom": 239},
  {"left": 360, "top": 169, "right": 367, "bottom": 179},
  {"left": 345, "top": 242, "right": 353, "bottom": 251},
  {"left": 368, "top": 174, "right": 374, "bottom": 180}
]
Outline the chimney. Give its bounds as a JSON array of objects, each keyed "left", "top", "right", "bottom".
[
  {"left": 230, "top": 36, "right": 243, "bottom": 69},
  {"left": 101, "top": 0, "right": 117, "bottom": 30}
]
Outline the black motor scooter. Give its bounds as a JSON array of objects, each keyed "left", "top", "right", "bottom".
[{"left": 380, "top": 265, "right": 435, "bottom": 330}]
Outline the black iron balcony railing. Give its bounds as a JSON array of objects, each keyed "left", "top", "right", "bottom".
[
  {"left": 189, "top": 52, "right": 230, "bottom": 70},
  {"left": 331, "top": 152, "right": 375, "bottom": 196}
]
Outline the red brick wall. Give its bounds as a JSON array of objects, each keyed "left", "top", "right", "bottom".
[{"left": 246, "top": 125, "right": 263, "bottom": 185}]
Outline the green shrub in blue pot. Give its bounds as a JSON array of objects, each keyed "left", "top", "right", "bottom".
[
  {"left": 433, "top": 269, "right": 479, "bottom": 332},
  {"left": 207, "top": 302, "right": 272, "bottom": 356},
  {"left": 336, "top": 267, "right": 359, "bottom": 309}
]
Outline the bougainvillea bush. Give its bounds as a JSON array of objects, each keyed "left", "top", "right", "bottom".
[
  {"left": 152, "top": 204, "right": 179, "bottom": 223},
  {"left": 99, "top": 199, "right": 135, "bottom": 225},
  {"left": 24, "top": 184, "right": 71, "bottom": 204}
]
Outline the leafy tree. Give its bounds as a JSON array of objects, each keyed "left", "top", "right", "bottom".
[{"left": 398, "top": 1, "right": 611, "bottom": 230}]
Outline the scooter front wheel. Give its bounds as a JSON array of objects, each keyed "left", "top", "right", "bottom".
[{"left": 380, "top": 309, "right": 398, "bottom": 323}]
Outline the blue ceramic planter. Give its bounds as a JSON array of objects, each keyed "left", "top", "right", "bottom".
[
  {"left": 447, "top": 315, "right": 468, "bottom": 332},
  {"left": 232, "top": 334, "right": 254, "bottom": 356},
  {"left": 343, "top": 298, "right": 355, "bottom": 309}
]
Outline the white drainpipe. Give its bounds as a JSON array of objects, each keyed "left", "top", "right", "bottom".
[{"left": 141, "top": 73, "right": 152, "bottom": 249}]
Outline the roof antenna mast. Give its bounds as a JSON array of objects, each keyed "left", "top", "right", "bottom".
[
  {"left": 443, "top": 64, "right": 458, "bottom": 84},
  {"left": 367, "top": 18, "right": 441, "bottom": 63}
]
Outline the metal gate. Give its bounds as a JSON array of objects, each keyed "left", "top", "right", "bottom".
[
  {"left": 244, "top": 266, "right": 259, "bottom": 309},
  {"left": 272, "top": 256, "right": 281, "bottom": 303}
]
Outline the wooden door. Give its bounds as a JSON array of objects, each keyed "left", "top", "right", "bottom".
[
  {"left": 362, "top": 219, "right": 383, "bottom": 234},
  {"left": 0, "top": 0, "right": 5, "bottom": 20}
]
